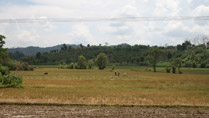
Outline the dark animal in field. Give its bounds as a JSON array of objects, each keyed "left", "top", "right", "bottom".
[
  {"left": 118, "top": 72, "right": 120, "bottom": 76},
  {"left": 44, "top": 72, "right": 48, "bottom": 75}
]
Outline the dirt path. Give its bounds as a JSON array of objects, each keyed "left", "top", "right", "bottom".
[{"left": 0, "top": 105, "right": 209, "bottom": 118}]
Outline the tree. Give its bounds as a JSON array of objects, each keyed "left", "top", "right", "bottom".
[
  {"left": 182, "top": 40, "right": 192, "bottom": 50},
  {"left": 80, "top": 44, "right": 84, "bottom": 48},
  {"left": 0, "top": 34, "right": 8, "bottom": 65},
  {"left": 61, "top": 44, "right": 67, "bottom": 51},
  {"left": 0, "top": 34, "right": 6, "bottom": 48},
  {"left": 78, "top": 55, "right": 86, "bottom": 69},
  {"left": 87, "top": 59, "right": 94, "bottom": 69},
  {"left": 96, "top": 53, "right": 108, "bottom": 70},
  {"left": 172, "top": 58, "right": 182, "bottom": 74},
  {"left": 149, "top": 48, "right": 163, "bottom": 72},
  {"left": 36, "top": 52, "right": 41, "bottom": 59}
]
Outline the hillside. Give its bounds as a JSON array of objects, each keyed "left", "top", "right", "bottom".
[
  {"left": 7, "top": 44, "right": 80, "bottom": 56},
  {"left": 8, "top": 42, "right": 209, "bottom": 68}
]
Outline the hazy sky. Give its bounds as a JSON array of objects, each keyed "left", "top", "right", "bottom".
[{"left": 0, "top": 0, "right": 209, "bottom": 48}]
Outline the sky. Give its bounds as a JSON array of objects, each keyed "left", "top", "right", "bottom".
[{"left": 0, "top": 0, "right": 209, "bottom": 48}]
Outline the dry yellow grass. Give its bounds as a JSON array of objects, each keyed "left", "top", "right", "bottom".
[{"left": 0, "top": 68, "right": 209, "bottom": 106}]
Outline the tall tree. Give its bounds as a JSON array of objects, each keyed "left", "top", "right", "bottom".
[
  {"left": 149, "top": 48, "right": 163, "bottom": 72},
  {"left": 61, "top": 44, "right": 67, "bottom": 51},
  {"left": 0, "top": 34, "right": 8, "bottom": 65},
  {"left": 0, "top": 34, "right": 6, "bottom": 48},
  {"left": 172, "top": 58, "right": 182, "bottom": 74},
  {"left": 78, "top": 55, "right": 86, "bottom": 69},
  {"left": 96, "top": 53, "right": 108, "bottom": 70}
]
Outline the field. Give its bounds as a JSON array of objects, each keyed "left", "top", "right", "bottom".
[{"left": 0, "top": 66, "right": 209, "bottom": 107}]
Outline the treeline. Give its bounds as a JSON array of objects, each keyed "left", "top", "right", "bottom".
[{"left": 9, "top": 38, "right": 209, "bottom": 68}]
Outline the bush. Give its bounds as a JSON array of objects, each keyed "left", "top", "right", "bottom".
[
  {"left": 184, "top": 61, "right": 192, "bottom": 67},
  {"left": 112, "top": 64, "right": 116, "bottom": 70},
  {"left": 67, "top": 63, "right": 74, "bottom": 69},
  {"left": 2, "top": 74, "right": 22, "bottom": 87},
  {"left": 166, "top": 66, "right": 171, "bottom": 73},
  {"left": 200, "top": 63, "right": 206, "bottom": 68},
  {"left": 87, "top": 59, "right": 94, "bottom": 69},
  {"left": 172, "top": 66, "right": 176, "bottom": 74},
  {"left": 0, "top": 65, "right": 10, "bottom": 75},
  {"left": 10, "top": 61, "right": 34, "bottom": 71}
]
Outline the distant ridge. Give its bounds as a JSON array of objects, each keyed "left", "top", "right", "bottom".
[
  {"left": 7, "top": 43, "right": 131, "bottom": 56},
  {"left": 7, "top": 44, "right": 79, "bottom": 56}
]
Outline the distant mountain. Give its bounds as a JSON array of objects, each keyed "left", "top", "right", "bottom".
[
  {"left": 7, "top": 44, "right": 79, "bottom": 56},
  {"left": 7, "top": 43, "right": 132, "bottom": 56}
]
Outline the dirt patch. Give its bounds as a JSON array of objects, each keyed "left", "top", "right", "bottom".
[{"left": 0, "top": 105, "right": 209, "bottom": 118}]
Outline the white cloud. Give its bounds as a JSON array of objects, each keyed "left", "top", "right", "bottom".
[
  {"left": 0, "top": 0, "right": 209, "bottom": 47},
  {"left": 66, "top": 23, "right": 94, "bottom": 45}
]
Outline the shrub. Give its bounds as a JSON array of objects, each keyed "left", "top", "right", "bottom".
[
  {"left": 192, "top": 62, "right": 197, "bottom": 68},
  {"left": 184, "top": 61, "right": 192, "bottom": 67},
  {"left": 0, "top": 65, "right": 10, "bottom": 75},
  {"left": 2, "top": 74, "right": 22, "bottom": 87},
  {"left": 112, "top": 64, "right": 116, "bottom": 70},
  {"left": 67, "top": 63, "right": 74, "bottom": 69},
  {"left": 87, "top": 59, "right": 94, "bottom": 69},
  {"left": 11, "top": 61, "right": 34, "bottom": 71},
  {"left": 74, "top": 63, "right": 79, "bottom": 69},
  {"left": 200, "top": 63, "right": 206, "bottom": 68},
  {"left": 172, "top": 66, "right": 176, "bottom": 74},
  {"left": 166, "top": 66, "right": 171, "bottom": 73}
]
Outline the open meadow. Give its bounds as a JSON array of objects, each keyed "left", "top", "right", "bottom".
[{"left": 0, "top": 66, "right": 209, "bottom": 107}]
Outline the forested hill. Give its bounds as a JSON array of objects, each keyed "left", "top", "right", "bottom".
[
  {"left": 8, "top": 41, "right": 209, "bottom": 68},
  {"left": 7, "top": 44, "right": 80, "bottom": 56}
]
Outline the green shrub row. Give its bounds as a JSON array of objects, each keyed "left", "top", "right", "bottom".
[{"left": 0, "top": 65, "right": 22, "bottom": 88}]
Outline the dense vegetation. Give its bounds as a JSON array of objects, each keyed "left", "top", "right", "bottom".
[
  {"left": 0, "top": 34, "right": 23, "bottom": 87},
  {"left": 10, "top": 38, "right": 209, "bottom": 70}
]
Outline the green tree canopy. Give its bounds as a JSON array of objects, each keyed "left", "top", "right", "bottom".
[
  {"left": 87, "top": 59, "right": 94, "bottom": 69},
  {"left": 149, "top": 48, "right": 163, "bottom": 72},
  {"left": 0, "top": 34, "right": 8, "bottom": 65},
  {"left": 0, "top": 34, "right": 6, "bottom": 48},
  {"left": 78, "top": 55, "right": 86, "bottom": 69},
  {"left": 96, "top": 53, "right": 108, "bottom": 70},
  {"left": 172, "top": 58, "right": 182, "bottom": 74}
]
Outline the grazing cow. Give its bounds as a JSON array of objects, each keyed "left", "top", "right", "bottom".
[
  {"left": 115, "top": 71, "right": 117, "bottom": 76},
  {"left": 118, "top": 72, "right": 120, "bottom": 76},
  {"left": 44, "top": 72, "right": 48, "bottom": 75}
]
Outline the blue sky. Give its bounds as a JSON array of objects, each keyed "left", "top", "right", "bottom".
[{"left": 0, "top": 0, "right": 209, "bottom": 48}]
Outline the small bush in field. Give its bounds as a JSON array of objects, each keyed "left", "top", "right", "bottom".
[
  {"left": 13, "top": 61, "right": 34, "bottom": 71},
  {"left": 2, "top": 74, "right": 22, "bottom": 88},
  {"left": 166, "top": 66, "right": 171, "bottom": 73},
  {"left": 172, "top": 66, "right": 176, "bottom": 74},
  {"left": 112, "top": 64, "right": 116, "bottom": 70},
  {"left": 0, "top": 65, "right": 10, "bottom": 75}
]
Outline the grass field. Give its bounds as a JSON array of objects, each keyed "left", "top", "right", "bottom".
[{"left": 0, "top": 67, "right": 209, "bottom": 107}]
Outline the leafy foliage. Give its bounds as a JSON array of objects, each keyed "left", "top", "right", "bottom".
[
  {"left": 1, "top": 74, "right": 22, "bottom": 87},
  {"left": 0, "top": 34, "right": 23, "bottom": 88},
  {"left": 149, "top": 48, "right": 163, "bottom": 72},
  {"left": 78, "top": 55, "right": 86, "bottom": 69},
  {"left": 87, "top": 59, "right": 94, "bottom": 69},
  {"left": 96, "top": 53, "right": 108, "bottom": 70}
]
